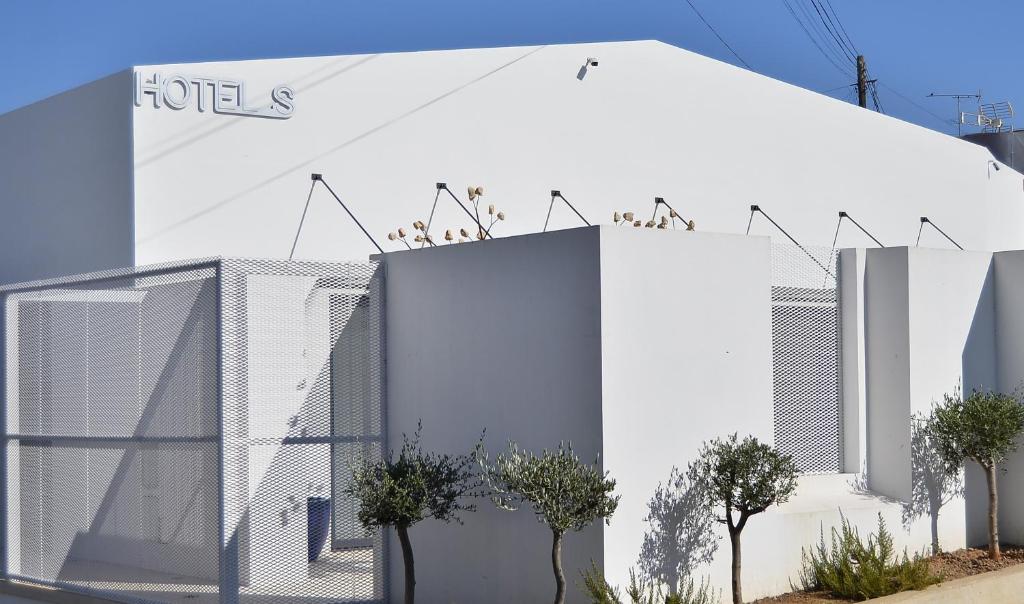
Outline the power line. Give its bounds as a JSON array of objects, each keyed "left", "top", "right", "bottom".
[
  {"left": 781, "top": 0, "right": 853, "bottom": 77},
  {"left": 809, "top": 0, "right": 857, "bottom": 63},
  {"left": 878, "top": 82, "right": 956, "bottom": 128},
  {"left": 682, "top": 0, "right": 753, "bottom": 69},
  {"left": 796, "top": 0, "right": 853, "bottom": 68},
  {"left": 822, "top": 0, "right": 859, "bottom": 55}
]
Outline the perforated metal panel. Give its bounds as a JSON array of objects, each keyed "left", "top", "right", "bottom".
[
  {"left": 771, "top": 244, "right": 842, "bottom": 474},
  {"left": 1, "top": 258, "right": 386, "bottom": 604}
]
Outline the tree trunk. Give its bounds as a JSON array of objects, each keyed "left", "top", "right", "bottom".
[
  {"left": 730, "top": 529, "right": 743, "bottom": 604},
  {"left": 397, "top": 524, "right": 416, "bottom": 604},
  {"left": 929, "top": 509, "right": 940, "bottom": 555},
  {"left": 985, "top": 463, "right": 1001, "bottom": 561},
  {"left": 551, "top": 530, "right": 566, "bottom": 604}
]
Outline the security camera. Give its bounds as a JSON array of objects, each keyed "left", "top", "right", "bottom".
[{"left": 587, "top": 58, "right": 599, "bottom": 67}]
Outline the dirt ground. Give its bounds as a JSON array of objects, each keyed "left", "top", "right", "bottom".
[{"left": 750, "top": 546, "right": 1024, "bottom": 603}]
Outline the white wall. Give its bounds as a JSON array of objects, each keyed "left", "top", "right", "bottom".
[
  {"left": 598, "top": 228, "right": 774, "bottom": 594},
  {"left": 126, "top": 41, "right": 1024, "bottom": 270},
  {"left": 861, "top": 247, "right": 995, "bottom": 545},
  {"left": 381, "top": 227, "right": 605, "bottom": 604},
  {"left": 864, "top": 247, "right": 912, "bottom": 500},
  {"left": 992, "top": 251, "right": 1024, "bottom": 544},
  {"left": 381, "top": 229, "right": 970, "bottom": 602},
  {"left": 839, "top": 248, "right": 867, "bottom": 472},
  {"left": 0, "top": 71, "right": 134, "bottom": 285}
]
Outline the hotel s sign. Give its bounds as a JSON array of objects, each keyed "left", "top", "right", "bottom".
[{"left": 133, "top": 71, "right": 294, "bottom": 119}]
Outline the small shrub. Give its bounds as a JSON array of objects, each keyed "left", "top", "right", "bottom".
[
  {"left": 579, "top": 564, "right": 719, "bottom": 604},
  {"left": 797, "top": 513, "right": 940, "bottom": 600}
]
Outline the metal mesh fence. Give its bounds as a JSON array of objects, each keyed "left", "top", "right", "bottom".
[
  {"left": 770, "top": 244, "right": 842, "bottom": 474},
  {"left": 1, "top": 258, "right": 386, "bottom": 604}
]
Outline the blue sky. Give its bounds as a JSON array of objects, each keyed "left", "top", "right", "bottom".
[{"left": 1, "top": 0, "right": 1021, "bottom": 134}]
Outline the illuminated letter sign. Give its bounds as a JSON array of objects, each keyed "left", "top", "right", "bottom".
[{"left": 133, "top": 72, "right": 294, "bottom": 119}]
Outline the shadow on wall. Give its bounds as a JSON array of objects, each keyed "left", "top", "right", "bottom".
[
  {"left": 902, "top": 418, "right": 963, "bottom": 555},
  {"left": 962, "top": 259, "right": 997, "bottom": 548},
  {"left": 637, "top": 466, "right": 719, "bottom": 593}
]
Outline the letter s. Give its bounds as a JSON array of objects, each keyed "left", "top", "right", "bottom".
[{"left": 272, "top": 86, "right": 294, "bottom": 117}]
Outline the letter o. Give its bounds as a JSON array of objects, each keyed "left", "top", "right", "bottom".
[{"left": 163, "top": 76, "right": 192, "bottom": 110}]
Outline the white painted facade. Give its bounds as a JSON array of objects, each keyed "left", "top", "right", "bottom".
[
  {"left": 1, "top": 40, "right": 1023, "bottom": 286},
  {"left": 379, "top": 228, "right": 1012, "bottom": 602},
  {"left": 3, "top": 38, "right": 1024, "bottom": 604}
]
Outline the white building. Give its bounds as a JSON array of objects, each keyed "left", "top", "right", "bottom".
[
  {"left": 2, "top": 40, "right": 1024, "bottom": 604},
  {"left": 1, "top": 40, "right": 1022, "bottom": 286}
]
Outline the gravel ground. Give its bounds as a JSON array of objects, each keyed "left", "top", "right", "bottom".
[{"left": 750, "top": 545, "right": 1024, "bottom": 603}]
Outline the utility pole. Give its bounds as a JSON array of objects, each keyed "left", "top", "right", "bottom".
[{"left": 856, "top": 55, "right": 868, "bottom": 109}]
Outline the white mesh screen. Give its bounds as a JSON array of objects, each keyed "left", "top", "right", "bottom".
[
  {"left": 771, "top": 244, "right": 842, "bottom": 474},
  {"left": 2, "top": 258, "right": 386, "bottom": 604}
]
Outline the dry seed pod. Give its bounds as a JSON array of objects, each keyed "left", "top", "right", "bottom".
[
  {"left": 497, "top": 212, "right": 505, "bottom": 221},
  {"left": 624, "top": 212, "right": 635, "bottom": 222},
  {"left": 488, "top": 204, "right": 495, "bottom": 215},
  {"left": 460, "top": 228, "right": 470, "bottom": 238},
  {"left": 660, "top": 215, "right": 669, "bottom": 226},
  {"left": 475, "top": 186, "right": 484, "bottom": 196},
  {"left": 633, "top": 220, "right": 641, "bottom": 227},
  {"left": 467, "top": 186, "right": 478, "bottom": 201},
  {"left": 645, "top": 220, "right": 655, "bottom": 228},
  {"left": 686, "top": 220, "right": 696, "bottom": 231},
  {"left": 669, "top": 209, "right": 678, "bottom": 218},
  {"left": 388, "top": 232, "right": 397, "bottom": 241},
  {"left": 613, "top": 211, "right": 621, "bottom": 222},
  {"left": 445, "top": 229, "right": 454, "bottom": 242},
  {"left": 458, "top": 238, "right": 465, "bottom": 243},
  {"left": 477, "top": 229, "right": 485, "bottom": 240},
  {"left": 657, "top": 223, "right": 667, "bottom": 230},
  {"left": 414, "top": 235, "right": 424, "bottom": 242},
  {"left": 398, "top": 227, "right": 407, "bottom": 238}
]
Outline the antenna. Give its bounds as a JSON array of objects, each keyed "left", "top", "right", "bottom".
[
  {"left": 976, "top": 101, "right": 1014, "bottom": 133},
  {"left": 928, "top": 91, "right": 981, "bottom": 136}
]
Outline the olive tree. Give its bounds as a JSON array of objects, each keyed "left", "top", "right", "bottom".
[
  {"left": 926, "top": 389, "right": 1024, "bottom": 561},
  {"left": 479, "top": 441, "right": 619, "bottom": 604},
  {"left": 345, "top": 423, "right": 481, "bottom": 604},
  {"left": 690, "top": 434, "right": 798, "bottom": 604}
]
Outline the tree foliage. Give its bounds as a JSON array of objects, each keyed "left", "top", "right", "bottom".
[
  {"left": 926, "top": 389, "right": 1024, "bottom": 474},
  {"left": 345, "top": 422, "right": 481, "bottom": 604},
  {"left": 926, "top": 389, "right": 1024, "bottom": 560},
  {"left": 690, "top": 433, "right": 797, "bottom": 604},
  {"left": 480, "top": 441, "right": 619, "bottom": 534},
  {"left": 346, "top": 422, "right": 481, "bottom": 530},
  {"left": 480, "top": 441, "right": 619, "bottom": 604},
  {"left": 691, "top": 433, "right": 798, "bottom": 527}
]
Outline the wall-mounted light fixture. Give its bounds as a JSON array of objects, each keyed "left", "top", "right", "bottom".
[
  {"left": 577, "top": 57, "right": 599, "bottom": 81},
  {"left": 988, "top": 160, "right": 1001, "bottom": 178}
]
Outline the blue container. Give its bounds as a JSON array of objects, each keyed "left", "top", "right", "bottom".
[{"left": 307, "top": 496, "right": 332, "bottom": 562}]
